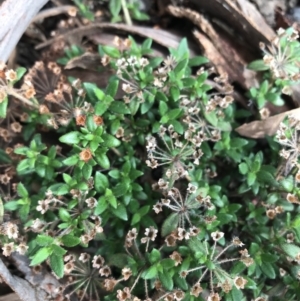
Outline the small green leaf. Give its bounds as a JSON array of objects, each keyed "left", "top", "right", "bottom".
[
  {"left": 231, "top": 138, "right": 249, "bottom": 148},
  {"left": 59, "top": 208, "right": 71, "bottom": 222},
  {"left": 260, "top": 262, "right": 276, "bottom": 279},
  {"left": 49, "top": 253, "right": 64, "bottom": 278},
  {"left": 159, "top": 100, "right": 168, "bottom": 116},
  {"left": 149, "top": 248, "right": 161, "bottom": 264},
  {"left": 281, "top": 243, "right": 300, "bottom": 259},
  {"left": 0, "top": 98, "right": 8, "bottom": 118},
  {"left": 109, "top": 0, "right": 122, "bottom": 18},
  {"left": 169, "top": 86, "right": 180, "bottom": 102},
  {"left": 36, "top": 235, "right": 54, "bottom": 246},
  {"left": 247, "top": 60, "right": 269, "bottom": 71},
  {"left": 95, "top": 196, "right": 108, "bottom": 215},
  {"left": 82, "top": 163, "right": 92, "bottom": 180},
  {"left": 16, "top": 67, "right": 27, "bottom": 81},
  {"left": 109, "top": 101, "right": 130, "bottom": 114},
  {"left": 17, "top": 182, "right": 28, "bottom": 198},
  {"left": 106, "top": 78, "right": 119, "bottom": 98},
  {"left": 95, "top": 153, "right": 110, "bottom": 169},
  {"left": 112, "top": 204, "right": 128, "bottom": 220},
  {"left": 239, "top": 162, "right": 248, "bottom": 175},
  {"left": 62, "top": 155, "right": 78, "bottom": 166},
  {"left": 141, "top": 265, "right": 158, "bottom": 279},
  {"left": 159, "top": 271, "right": 174, "bottom": 290},
  {"left": 59, "top": 131, "right": 80, "bottom": 144},
  {"left": 61, "top": 235, "right": 80, "bottom": 247},
  {"left": 112, "top": 183, "right": 129, "bottom": 198},
  {"left": 30, "top": 247, "right": 52, "bottom": 266},
  {"left": 161, "top": 213, "right": 179, "bottom": 236},
  {"left": 95, "top": 171, "right": 109, "bottom": 193},
  {"left": 102, "top": 134, "right": 120, "bottom": 148},
  {"left": 102, "top": 45, "right": 120, "bottom": 58},
  {"left": 188, "top": 56, "right": 209, "bottom": 66}
]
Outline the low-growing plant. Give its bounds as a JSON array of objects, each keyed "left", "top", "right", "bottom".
[{"left": 2, "top": 26, "right": 300, "bottom": 301}]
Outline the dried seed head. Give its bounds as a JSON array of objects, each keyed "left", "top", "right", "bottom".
[{"left": 79, "top": 148, "right": 93, "bottom": 163}]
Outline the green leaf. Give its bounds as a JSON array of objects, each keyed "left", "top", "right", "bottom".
[
  {"left": 141, "top": 265, "right": 158, "bottom": 279},
  {"left": 112, "top": 182, "right": 129, "bottom": 198},
  {"left": 247, "top": 60, "right": 269, "bottom": 71},
  {"left": 239, "top": 162, "right": 248, "bottom": 175},
  {"left": 82, "top": 163, "right": 92, "bottom": 180},
  {"left": 102, "top": 45, "right": 120, "bottom": 58},
  {"left": 175, "top": 38, "right": 189, "bottom": 59},
  {"left": 30, "top": 247, "right": 52, "bottom": 266},
  {"left": 59, "top": 208, "right": 71, "bottom": 222},
  {"left": 36, "top": 235, "right": 54, "bottom": 246},
  {"left": 280, "top": 177, "right": 294, "bottom": 192},
  {"left": 95, "top": 95, "right": 113, "bottom": 115},
  {"left": 95, "top": 171, "right": 109, "bottom": 193},
  {"left": 256, "top": 170, "right": 277, "bottom": 186},
  {"left": 188, "top": 56, "right": 209, "bottom": 66},
  {"left": 161, "top": 213, "right": 179, "bottom": 236},
  {"left": 0, "top": 98, "right": 9, "bottom": 118},
  {"left": 59, "top": 131, "right": 80, "bottom": 144},
  {"left": 62, "top": 155, "right": 78, "bottom": 166},
  {"left": 149, "top": 248, "right": 161, "bottom": 264},
  {"left": 159, "top": 271, "right": 174, "bottom": 290},
  {"left": 51, "top": 244, "right": 67, "bottom": 256},
  {"left": 109, "top": 101, "right": 130, "bottom": 114},
  {"left": 169, "top": 86, "right": 180, "bottom": 102},
  {"left": 49, "top": 253, "right": 64, "bottom": 278},
  {"left": 231, "top": 138, "right": 248, "bottom": 148},
  {"left": 106, "top": 78, "right": 119, "bottom": 98},
  {"left": 102, "top": 134, "right": 120, "bottom": 148},
  {"left": 230, "top": 286, "right": 244, "bottom": 301},
  {"left": 160, "top": 258, "right": 175, "bottom": 269},
  {"left": 247, "top": 172, "right": 256, "bottom": 186},
  {"left": 260, "top": 262, "right": 276, "bottom": 279},
  {"left": 93, "top": 87, "right": 105, "bottom": 100},
  {"left": 61, "top": 235, "right": 80, "bottom": 247},
  {"left": 17, "top": 182, "right": 28, "bottom": 198},
  {"left": 112, "top": 204, "right": 128, "bottom": 220},
  {"left": 109, "top": 0, "right": 122, "bottom": 18},
  {"left": 16, "top": 67, "right": 27, "bottom": 81},
  {"left": 281, "top": 243, "right": 300, "bottom": 259},
  {"left": 95, "top": 196, "right": 108, "bottom": 215},
  {"left": 95, "top": 153, "right": 110, "bottom": 169}
]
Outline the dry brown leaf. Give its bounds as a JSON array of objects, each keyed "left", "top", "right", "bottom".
[
  {"left": 167, "top": 5, "right": 247, "bottom": 86},
  {"left": 192, "top": 30, "right": 228, "bottom": 76},
  {"left": 189, "top": 0, "right": 275, "bottom": 45},
  {"left": 65, "top": 52, "right": 101, "bottom": 70},
  {"left": 36, "top": 23, "right": 197, "bottom": 57},
  {"left": 235, "top": 108, "right": 300, "bottom": 138},
  {"left": 0, "top": 293, "right": 21, "bottom": 301}
]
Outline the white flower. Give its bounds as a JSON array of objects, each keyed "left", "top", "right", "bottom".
[{"left": 211, "top": 230, "right": 224, "bottom": 241}]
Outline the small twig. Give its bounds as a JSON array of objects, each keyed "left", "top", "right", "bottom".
[{"left": 32, "top": 5, "right": 77, "bottom": 23}]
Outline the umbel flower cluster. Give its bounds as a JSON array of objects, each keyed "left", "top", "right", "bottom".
[{"left": 0, "top": 35, "right": 263, "bottom": 301}]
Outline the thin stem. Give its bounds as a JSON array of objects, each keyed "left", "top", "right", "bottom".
[
  {"left": 7, "top": 87, "right": 39, "bottom": 109},
  {"left": 120, "top": 0, "right": 132, "bottom": 26}
]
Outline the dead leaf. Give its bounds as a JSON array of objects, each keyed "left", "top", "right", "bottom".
[
  {"left": 0, "top": 293, "right": 21, "bottom": 301},
  {"left": 65, "top": 52, "right": 101, "bottom": 70},
  {"left": 36, "top": 23, "right": 198, "bottom": 57},
  {"left": 167, "top": 5, "right": 247, "bottom": 86},
  {"left": 193, "top": 30, "right": 229, "bottom": 76},
  {"left": 188, "top": 0, "right": 275, "bottom": 45},
  {"left": 235, "top": 108, "right": 300, "bottom": 138}
]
